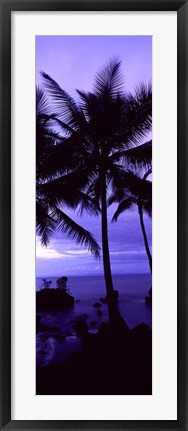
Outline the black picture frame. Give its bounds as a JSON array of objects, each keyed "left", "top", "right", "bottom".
[{"left": 0, "top": 0, "right": 187, "bottom": 429}]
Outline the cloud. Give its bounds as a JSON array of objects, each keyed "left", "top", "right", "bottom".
[
  {"left": 36, "top": 207, "right": 152, "bottom": 275},
  {"left": 36, "top": 36, "right": 152, "bottom": 276},
  {"left": 110, "top": 250, "right": 146, "bottom": 256},
  {"left": 66, "top": 249, "right": 91, "bottom": 255},
  {"left": 36, "top": 237, "right": 73, "bottom": 260}
]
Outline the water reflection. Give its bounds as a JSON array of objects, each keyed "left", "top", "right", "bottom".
[{"left": 37, "top": 333, "right": 82, "bottom": 367}]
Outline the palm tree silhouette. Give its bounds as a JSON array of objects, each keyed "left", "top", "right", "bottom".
[
  {"left": 36, "top": 87, "right": 100, "bottom": 257},
  {"left": 109, "top": 168, "right": 152, "bottom": 273},
  {"left": 41, "top": 59, "right": 152, "bottom": 328}
]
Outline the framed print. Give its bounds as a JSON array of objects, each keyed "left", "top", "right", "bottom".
[{"left": 0, "top": 0, "right": 187, "bottom": 430}]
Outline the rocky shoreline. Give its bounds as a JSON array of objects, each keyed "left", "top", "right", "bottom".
[
  {"left": 36, "top": 321, "right": 152, "bottom": 395},
  {"left": 36, "top": 280, "right": 152, "bottom": 394}
]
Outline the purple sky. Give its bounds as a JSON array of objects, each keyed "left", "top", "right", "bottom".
[{"left": 36, "top": 36, "right": 152, "bottom": 277}]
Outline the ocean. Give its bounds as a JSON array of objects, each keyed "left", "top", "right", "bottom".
[
  {"left": 36, "top": 274, "right": 152, "bottom": 367},
  {"left": 36, "top": 273, "right": 152, "bottom": 328}
]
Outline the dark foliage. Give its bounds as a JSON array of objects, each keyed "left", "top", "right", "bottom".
[
  {"left": 36, "top": 87, "right": 100, "bottom": 257},
  {"left": 39, "top": 59, "right": 152, "bottom": 325}
]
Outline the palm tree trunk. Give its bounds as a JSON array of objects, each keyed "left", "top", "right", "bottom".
[
  {"left": 101, "top": 173, "right": 114, "bottom": 297},
  {"left": 138, "top": 205, "right": 152, "bottom": 273},
  {"left": 101, "top": 173, "right": 127, "bottom": 330}
]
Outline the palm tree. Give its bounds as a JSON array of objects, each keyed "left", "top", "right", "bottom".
[
  {"left": 41, "top": 59, "right": 152, "bottom": 328},
  {"left": 109, "top": 168, "right": 152, "bottom": 273},
  {"left": 36, "top": 87, "right": 100, "bottom": 257}
]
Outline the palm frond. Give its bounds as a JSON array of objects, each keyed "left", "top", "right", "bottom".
[
  {"left": 36, "top": 86, "right": 63, "bottom": 175},
  {"left": 41, "top": 71, "right": 85, "bottom": 129},
  {"left": 108, "top": 165, "right": 137, "bottom": 196},
  {"left": 51, "top": 207, "right": 100, "bottom": 258},
  {"left": 36, "top": 61, "right": 153, "bottom": 259},
  {"left": 92, "top": 58, "right": 124, "bottom": 98},
  {"left": 108, "top": 191, "right": 124, "bottom": 206},
  {"left": 108, "top": 167, "right": 152, "bottom": 218},
  {"left": 142, "top": 200, "right": 152, "bottom": 218},
  {"left": 143, "top": 168, "right": 152, "bottom": 180},
  {"left": 77, "top": 191, "right": 100, "bottom": 216},
  {"left": 122, "top": 83, "right": 152, "bottom": 145},
  {"left": 112, "top": 198, "right": 134, "bottom": 222},
  {"left": 39, "top": 179, "right": 99, "bottom": 216},
  {"left": 37, "top": 139, "right": 82, "bottom": 181},
  {"left": 119, "top": 170, "right": 152, "bottom": 202},
  {"left": 86, "top": 176, "right": 103, "bottom": 209},
  {"left": 112, "top": 140, "right": 152, "bottom": 169},
  {"left": 134, "top": 81, "right": 152, "bottom": 104},
  {"left": 36, "top": 86, "right": 51, "bottom": 116},
  {"left": 36, "top": 200, "right": 56, "bottom": 246},
  {"left": 124, "top": 140, "right": 152, "bottom": 168}
]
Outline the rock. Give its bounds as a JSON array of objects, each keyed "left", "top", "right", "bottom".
[
  {"left": 79, "top": 314, "right": 88, "bottom": 320},
  {"left": 98, "top": 322, "right": 110, "bottom": 335},
  {"left": 99, "top": 290, "right": 119, "bottom": 304},
  {"left": 46, "top": 325, "right": 60, "bottom": 332},
  {"left": 38, "top": 350, "right": 47, "bottom": 355},
  {"left": 97, "top": 309, "right": 103, "bottom": 317},
  {"left": 90, "top": 320, "right": 97, "bottom": 327},
  {"left": 54, "top": 334, "right": 66, "bottom": 341},
  {"left": 36, "top": 288, "right": 74, "bottom": 311},
  {"left": 145, "top": 295, "right": 152, "bottom": 303},
  {"left": 99, "top": 317, "right": 129, "bottom": 336},
  {"left": 36, "top": 315, "right": 41, "bottom": 331},
  {"left": 145, "top": 287, "right": 152, "bottom": 303},
  {"left": 74, "top": 316, "right": 88, "bottom": 338},
  {"left": 131, "top": 323, "right": 150, "bottom": 336},
  {"left": 93, "top": 302, "right": 102, "bottom": 308},
  {"left": 37, "top": 323, "right": 60, "bottom": 333},
  {"left": 99, "top": 297, "right": 107, "bottom": 304}
]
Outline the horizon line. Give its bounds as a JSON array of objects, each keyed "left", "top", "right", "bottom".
[{"left": 36, "top": 272, "right": 151, "bottom": 278}]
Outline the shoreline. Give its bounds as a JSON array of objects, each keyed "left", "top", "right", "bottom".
[
  {"left": 37, "top": 322, "right": 152, "bottom": 395},
  {"left": 36, "top": 274, "right": 152, "bottom": 394}
]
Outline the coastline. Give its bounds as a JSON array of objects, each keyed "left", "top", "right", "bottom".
[
  {"left": 36, "top": 322, "right": 152, "bottom": 395},
  {"left": 36, "top": 273, "right": 151, "bottom": 367}
]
